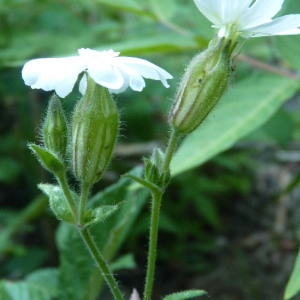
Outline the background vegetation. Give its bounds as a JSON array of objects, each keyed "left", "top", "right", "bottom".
[{"left": 1, "top": 0, "right": 300, "bottom": 299}]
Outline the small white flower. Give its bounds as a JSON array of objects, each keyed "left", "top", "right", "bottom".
[
  {"left": 22, "top": 48, "right": 173, "bottom": 98},
  {"left": 129, "top": 289, "right": 140, "bottom": 300},
  {"left": 193, "top": 0, "right": 300, "bottom": 38}
]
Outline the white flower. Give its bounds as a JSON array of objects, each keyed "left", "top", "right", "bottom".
[
  {"left": 129, "top": 289, "right": 140, "bottom": 300},
  {"left": 193, "top": 0, "right": 300, "bottom": 38},
  {"left": 22, "top": 48, "right": 173, "bottom": 98}
]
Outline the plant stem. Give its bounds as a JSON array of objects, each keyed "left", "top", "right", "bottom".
[
  {"left": 79, "top": 227, "right": 125, "bottom": 300},
  {"left": 57, "top": 173, "right": 78, "bottom": 220},
  {"left": 143, "top": 128, "right": 181, "bottom": 300},
  {"left": 143, "top": 189, "right": 163, "bottom": 300},
  {"left": 78, "top": 182, "right": 91, "bottom": 225},
  {"left": 57, "top": 175, "right": 123, "bottom": 300},
  {"left": 162, "top": 129, "right": 181, "bottom": 172}
]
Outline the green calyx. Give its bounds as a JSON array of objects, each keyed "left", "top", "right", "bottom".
[
  {"left": 169, "top": 37, "right": 234, "bottom": 134},
  {"left": 42, "top": 94, "right": 68, "bottom": 159},
  {"left": 72, "top": 77, "right": 119, "bottom": 185}
]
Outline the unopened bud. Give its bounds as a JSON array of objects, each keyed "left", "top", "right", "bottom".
[
  {"left": 42, "top": 94, "right": 68, "bottom": 159},
  {"left": 169, "top": 38, "right": 233, "bottom": 134},
  {"left": 72, "top": 77, "right": 119, "bottom": 185},
  {"left": 144, "top": 148, "right": 170, "bottom": 188}
]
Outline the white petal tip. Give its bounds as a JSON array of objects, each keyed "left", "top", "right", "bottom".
[{"left": 129, "top": 289, "right": 140, "bottom": 300}]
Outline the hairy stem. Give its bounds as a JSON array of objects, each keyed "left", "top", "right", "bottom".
[
  {"left": 79, "top": 228, "right": 125, "bottom": 300},
  {"left": 143, "top": 128, "right": 181, "bottom": 300}
]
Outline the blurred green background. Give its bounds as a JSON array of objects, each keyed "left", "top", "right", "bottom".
[{"left": 1, "top": 0, "right": 300, "bottom": 299}]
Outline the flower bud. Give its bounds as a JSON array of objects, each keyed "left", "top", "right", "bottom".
[
  {"left": 72, "top": 77, "right": 119, "bottom": 185},
  {"left": 144, "top": 148, "right": 170, "bottom": 188},
  {"left": 169, "top": 38, "right": 233, "bottom": 134},
  {"left": 42, "top": 94, "right": 68, "bottom": 159}
]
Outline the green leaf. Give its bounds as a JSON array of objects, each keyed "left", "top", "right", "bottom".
[
  {"left": 38, "top": 184, "right": 75, "bottom": 223},
  {"left": 29, "top": 144, "right": 65, "bottom": 175},
  {"left": 275, "top": 36, "right": 300, "bottom": 71},
  {"left": 149, "top": 0, "right": 177, "bottom": 20},
  {"left": 94, "top": 0, "right": 145, "bottom": 14},
  {"left": 163, "top": 290, "right": 207, "bottom": 300},
  {"left": 0, "top": 194, "right": 48, "bottom": 256},
  {"left": 110, "top": 253, "right": 136, "bottom": 271},
  {"left": 171, "top": 73, "right": 300, "bottom": 175},
  {"left": 93, "top": 33, "right": 201, "bottom": 56},
  {"left": 0, "top": 268, "right": 58, "bottom": 300},
  {"left": 284, "top": 247, "right": 300, "bottom": 299},
  {"left": 25, "top": 268, "right": 58, "bottom": 298}
]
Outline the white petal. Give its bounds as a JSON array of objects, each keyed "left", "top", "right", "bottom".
[
  {"left": 123, "top": 68, "right": 146, "bottom": 92},
  {"left": 193, "top": 0, "right": 225, "bottom": 25},
  {"left": 129, "top": 289, "right": 140, "bottom": 300},
  {"left": 88, "top": 61, "right": 124, "bottom": 90},
  {"left": 79, "top": 48, "right": 172, "bottom": 92},
  {"left": 222, "top": 0, "right": 253, "bottom": 23},
  {"left": 79, "top": 74, "right": 87, "bottom": 94},
  {"left": 115, "top": 57, "right": 172, "bottom": 88},
  {"left": 79, "top": 49, "right": 125, "bottom": 90},
  {"left": 193, "top": 0, "right": 252, "bottom": 25},
  {"left": 240, "top": 0, "right": 284, "bottom": 29},
  {"left": 129, "top": 74, "right": 145, "bottom": 91},
  {"left": 22, "top": 57, "right": 86, "bottom": 98},
  {"left": 242, "top": 14, "right": 300, "bottom": 37}
]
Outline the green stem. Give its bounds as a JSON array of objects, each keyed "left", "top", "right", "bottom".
[
  {"left": 143, "top": 189, "right": 163, "bottom": 300},
  {"left": 162, "top": 129, "right": 181, "bottom": 172},
  {"left": 78, "top": 182, "right": 91, "bottom": 225},
  {"left": 56, "top": 173, "right": 78, "bottom": 220},
  {"left": 143, "top": 128, "right": 182, "bottom": 300},
  {"left": 57, "top": 175, "right": 123, "bottom": 299},
  {"left": 79, "top": 228, "right": 125, "bottom": 300}
]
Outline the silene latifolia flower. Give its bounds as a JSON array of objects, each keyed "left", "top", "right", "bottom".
[
  {"left": 22, "top": 48, "right": 172, "bottom": 98},
  {"left": 193, "top": 0, "right": 300, "bottom": 40},
  {"left": 169, "top": 0, "right": 300, "bottom": 135},
  {"left": 22, "top": 49, "right": 172, "bottom": 186}
]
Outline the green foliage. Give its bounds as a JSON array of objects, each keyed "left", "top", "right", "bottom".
[
  {"left": 1, "top": 0, "right": 300, "bottom": 299},
  {"left": 0, "top": 195, "right": 48, "bottom": 257},
  {"left": 284, "top": 247, "right": 300, "bottom": 299},
  {"left": 0, "top": 269, "right": 58, "bottom": 300},
  {"left": 38, "top": 184, "right": 75, "bottom": 224},
  {"left": 276, "top": 0, "right": 300, "bottom": 71},
  {"left": 163, "top": 290, "right": 207, "bottom": 300},
  {"left": 0, "top": 158, "right": 21, "bottom": 184},
  {"left": 0, "top": 135, "right": 22, "bottom": 184}
]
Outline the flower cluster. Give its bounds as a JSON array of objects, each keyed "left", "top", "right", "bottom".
[{"left": 22, "top": 48, "right": 172, "bottom": 98}]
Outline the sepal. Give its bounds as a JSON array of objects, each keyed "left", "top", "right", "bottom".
[
  {"left": 72, "top": 78, "right": 119, "bottom": 185},
  {"left": 84, "top": 204, "right": 121, "bottom": 227},
  {"left": 169, "top": 37, "right": 232, "bottom": 134}
]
